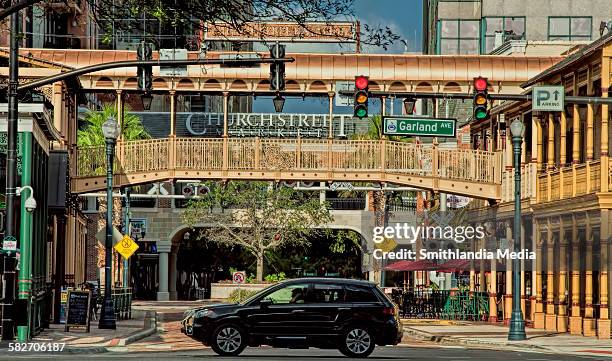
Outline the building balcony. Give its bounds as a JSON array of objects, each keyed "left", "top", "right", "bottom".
[{"left": 537, "top": 161, "right": 605, "bottom": 203}]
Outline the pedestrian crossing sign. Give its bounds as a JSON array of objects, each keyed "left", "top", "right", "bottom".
[{"left": 114, "top": 235, "right": 139, "bottom": 259}]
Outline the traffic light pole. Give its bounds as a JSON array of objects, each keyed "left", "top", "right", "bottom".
[
  {"left": 1, "top": 11, "right": 20, "bottom": 341},
  {"left": 339, "top": 90, "right": 612, "bottom": 105}
]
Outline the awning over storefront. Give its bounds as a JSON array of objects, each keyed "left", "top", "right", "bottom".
[{"left": 384, "top": 259, "right": 438, "bottom": 271}]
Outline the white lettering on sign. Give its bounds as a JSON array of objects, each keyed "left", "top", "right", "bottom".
[
  {"left": 399, "top": 122, "right": 438, "bottom": 133},
  {"left": 184, "top": 113, "right": 352, "bottom": 137}
]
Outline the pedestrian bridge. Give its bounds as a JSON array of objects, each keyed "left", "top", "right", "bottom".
[{"left": 72, "top": 137, "right": 502, "bottom": 200}]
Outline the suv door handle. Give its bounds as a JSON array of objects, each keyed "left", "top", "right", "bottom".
[
  {"left": 292, "top": 309, "right": 305, "bottom": 313},
  {"left": 338, "top": 307, "right": 350, "bottom": 311}
]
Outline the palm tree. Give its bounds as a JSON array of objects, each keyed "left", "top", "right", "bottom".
[
  {"left": 78, "top": 105, "right": 151, "bottom": 146},
  {"left": 78, "top": 105, "right": 151, "bottom": 277}
]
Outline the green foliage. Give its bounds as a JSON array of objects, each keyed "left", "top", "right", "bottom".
[
  {"left": 329, "top": 229, "right": 362, "bottom": 254},
  {"left": 183, "top": 181, "right": 333, "bottom": 281},
  {"left": 264, "top": 272, "right": 286, "bottom": 283},
  {"left": 77, "top": 105, "right": 150, "bottom": 147},
  {"left": 227, "top": 288, "right": 259, "bottom": 303}
]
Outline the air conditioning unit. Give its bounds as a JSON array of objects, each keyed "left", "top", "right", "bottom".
[
  {"left": 182, "top": 184, "right": 196, "bottom": 197},
  {"left": 197, "top": 185, "right": 210, "bottom": 196}
]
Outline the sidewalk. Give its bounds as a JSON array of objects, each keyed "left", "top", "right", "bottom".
[
  {"left": 30, "top": 310, "right": 157, "bottom": 353},
  {"left": 402, "top": 320, "right": 612, "bottom": 358}
]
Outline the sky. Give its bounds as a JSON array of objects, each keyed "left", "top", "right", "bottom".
[{"left": 252, "top": 0, "right": 423, "bottom": 114}]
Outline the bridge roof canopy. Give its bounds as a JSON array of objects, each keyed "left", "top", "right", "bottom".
[{"left": 15, "top": 49, "right": 562, "bottom": 85}]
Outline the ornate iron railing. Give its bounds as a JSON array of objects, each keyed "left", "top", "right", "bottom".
[
  {"left": 73, "top": 138, "right": 502, "bottom": 198},
  {"left": 393, "top": 289, "right": 489, "bottom": 321}
]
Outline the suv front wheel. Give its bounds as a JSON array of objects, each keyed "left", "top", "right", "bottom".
[
  {"left": 210, "top": 324, "right": 247, "bottom": 356},
  {"left": 339, "top": 326, "right": 375, "bottom": 358}
]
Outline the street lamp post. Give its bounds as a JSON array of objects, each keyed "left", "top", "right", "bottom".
[
  {"left": 99, "top": 117, "right": 120, "bottom": 329},
  {"left": 508, "top": 118, "right": 526, "bottom": 341}
]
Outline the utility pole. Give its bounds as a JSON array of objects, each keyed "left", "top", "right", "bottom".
[{"left": 1, "top": 10, "right": 20, "bottom": 341}]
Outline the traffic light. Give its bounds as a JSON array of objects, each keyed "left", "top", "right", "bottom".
[
  {"left": 354, "top": 75, "right": 369, "bottom": 119},
  {"left": 472, "top": 77, "right": 489, "bottom": 121},
  {"left": 137, "top": 41, "right": 152, "bottom": 92},
  {"left": 269, "top": 43, "right": 286, "bottom": 91}
]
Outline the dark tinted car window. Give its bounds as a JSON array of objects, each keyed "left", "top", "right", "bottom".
[
  {"left": 310, "top": 284, "right": 345, "bottom": 303},
  {"left": 262, "top": 283, "right": 310, "bottom": 304},
  {"left": 344, "top": 285, "right": 379, "bottom": 302}
]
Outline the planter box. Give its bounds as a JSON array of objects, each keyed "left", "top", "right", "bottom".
[{"left": 210, "top": 282, "right": 270, "bottom": 300}]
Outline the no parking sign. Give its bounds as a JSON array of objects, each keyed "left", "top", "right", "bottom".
[{"left": 232, "top": 271, "right": 246, "bottom": 284}]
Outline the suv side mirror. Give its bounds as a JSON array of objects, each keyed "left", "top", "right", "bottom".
[{"left": 260, "top": 298, "right": 273, "bottom": 308}]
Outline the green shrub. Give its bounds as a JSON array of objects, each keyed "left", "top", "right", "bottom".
[
  {"left": 227, "top": 288, "right": 259, "bottom": 303},
  {"left": 264, "top": 272, "right": 287, "bottom": 283}
]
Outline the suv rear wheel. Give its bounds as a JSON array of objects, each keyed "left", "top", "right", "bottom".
[
  {"left": 339, "top": 326, "right": 375, "bottom": 358},
  {"left": 210, "top": 324, "right": 246, "bottom": 356}
]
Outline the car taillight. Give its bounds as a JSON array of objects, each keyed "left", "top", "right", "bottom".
[{"left": 382, "top": 307, "right": 395, "bottom": 315}]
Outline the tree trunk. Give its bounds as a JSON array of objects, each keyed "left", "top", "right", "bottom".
[{"left": 256, "top": 253, "right": 264, "bottom": 282}]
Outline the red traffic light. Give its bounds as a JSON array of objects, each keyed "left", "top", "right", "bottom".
[
  {"left": 355, "top": 75, "right": 369, "bottom": 90},
  {"left": 474, "top": 77, "right": 488, "bottom": 92}
]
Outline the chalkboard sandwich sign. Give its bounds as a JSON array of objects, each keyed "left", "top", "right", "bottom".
[{"left": 64, "top": 290, "right": 91, "bottom": 332}]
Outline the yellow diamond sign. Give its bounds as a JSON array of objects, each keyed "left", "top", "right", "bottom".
[
  {"left": 114, "top": 235, "right": 139, "bottom": 259},
  {"left": 377, "top": 237, "right": 398, "bottom": 252}
]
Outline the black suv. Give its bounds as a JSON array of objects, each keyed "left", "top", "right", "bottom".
[{"left": 181, "top": 278, "right": 402, "bottom": 357}]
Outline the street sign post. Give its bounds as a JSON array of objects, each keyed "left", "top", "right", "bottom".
[
  {"left": 335, "top": 81, "right": 353, "bottom": 107},
  {"left": 532, "top": 86, "right": 564, "bottom": 112},
  {"left": 383, "top": 116, "right": 456, "bottom": 137},
  {"left": 113, "top": 235, "right": 139, "bottom": 259}
]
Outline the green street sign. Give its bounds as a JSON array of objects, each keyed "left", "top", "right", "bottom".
[{"left": 383, "top": 116, "right": 456, "bottom": 137}]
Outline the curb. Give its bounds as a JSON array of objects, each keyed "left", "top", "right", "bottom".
[
  {"left": 114, "top": 310, "right": 158, "bottom": 347},
  {"left": 402, "top": 326, "right": 551, "bottom": 352}
]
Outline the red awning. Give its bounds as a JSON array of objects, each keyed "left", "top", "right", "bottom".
[
  {"left": 437, "top": 259, "right": 507, "bottom": 272},
  {"left": 384, "top": 259, "right": 438, "bottom": 271}
]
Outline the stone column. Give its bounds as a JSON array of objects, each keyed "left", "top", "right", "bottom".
[
  {"left": 586, "top": 103, "right": 594, "bottom": 160},
  {"left": 169, "top": 90, "right": 176, "bottom": 137},
  {"left": 530, "top": 220, "right": 538, "bottom": 322},
  {"left": 534, "top": 223, "right": 545, "bottom": 329},
  {"left": 545, "top": 227, "right": 557, "bottom": 331},
  {"left": 505, "top": 222, "right": 513, "bottom": 323},
  {"left": 560, "top": 110, "right": 567, "bottom": 166},
  {"left": 169, "top": 249, "right": 177, "bottom": 300},
  {"left": 319, "top": 182, "right": 326, "bottom": 205},
  {"left": 521, "top": 221, "right": 526, "bottom": 315},
  {"left": 157, "top": 240, "right": 171, "bottom": 301},
  {"left": 583, "top": 228, "right": 596, "bottom": 336},
  {"left": 547, "top": 113, "right": 555, "bottom": 170},
  {"left": 489, "top": 243, "right": 498, "bottom": 323},
  {"left": 536, "top": 115, "right": 544, "bottom": 171},
  {"left": 557, "top": 228, "right": 568, "bottom": 332},
  {"left": 572, "top": 104, "right": 580, "bottom": 164},
  {"left": 598, "top": 209, "right": 610, "bottom": 339},
  {"left": 569, "top": 217, "right": 583, "bottom": 335}
]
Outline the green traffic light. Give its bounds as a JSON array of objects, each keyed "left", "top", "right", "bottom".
[
  {"left": 475, "top": 107, "right": 488, "bottom": 120},
  {"left": 355, "top": 108, "right": 367, "bottom": 118}
]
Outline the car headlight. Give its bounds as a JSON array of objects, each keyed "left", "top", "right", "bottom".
[{"left": 195, "top": 309, "right": 212, "bottom": 318}]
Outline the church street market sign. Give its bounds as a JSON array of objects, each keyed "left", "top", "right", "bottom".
[{"left": 134, "top": 112, "right": 363, "bottom": 138}]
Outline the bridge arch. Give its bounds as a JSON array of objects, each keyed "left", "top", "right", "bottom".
[
  {"left": 95, "top": 77, "right": 113, "bottom": 88},
  {"left": 203, "top": 78, "right": 222, "bottom": 90},
  {"left": 156, "top": 218, "right": 371, "bottom": 300},
  {"left": 153, "top": 77, "right": 169, "bottom": 89},
  {"left": 177, "top": 78, "right": 195, "bottom": 90},
  {"left": 230, "top": 79, "right": 248, "bottom": 91}
]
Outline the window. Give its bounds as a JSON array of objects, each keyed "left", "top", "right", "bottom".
[
  {"left": 345, "top": 286, "right": 379, "bottom": 303},
  {"left": 262, "top": 284, "right": 309, "bottom": 305},
  {"left": 310, "top": 284, "right": 345, "bottom": 303},
  {"left": 482, "top": 16, "right": 526, "bottom": 53},
  {"left": 437, "top": 19, "right": 480, "bottom": 55},
  {"left": 548, "top": 17, "right": 592, "bottom": 41}
]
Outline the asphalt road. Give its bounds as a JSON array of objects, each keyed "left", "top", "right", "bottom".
[{"left": 1, "top": 345, "right": 602, "bottom": 360}]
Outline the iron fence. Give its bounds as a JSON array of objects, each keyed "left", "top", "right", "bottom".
[{"left": 392, "top": 289, "right": 489, "bottom": 321}]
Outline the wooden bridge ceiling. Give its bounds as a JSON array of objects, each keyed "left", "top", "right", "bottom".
[{"left": 18, "top": 49, "right": 563, "bottom": 93}]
